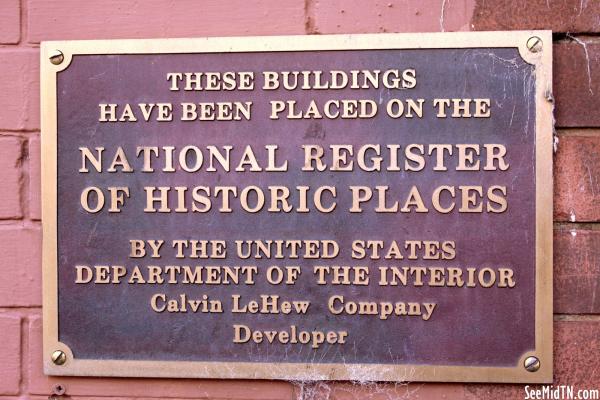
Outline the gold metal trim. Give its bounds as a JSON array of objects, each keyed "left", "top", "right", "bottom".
[{"left": 41, "top": 31, "right": 553, "bottom": 383}]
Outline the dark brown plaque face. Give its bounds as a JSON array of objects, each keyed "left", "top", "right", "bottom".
[{"left": 41, "top": 32, "right": 553, "bottom": 382}]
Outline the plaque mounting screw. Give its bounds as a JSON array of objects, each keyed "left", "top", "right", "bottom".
[
  {"left": 51, "top": 350, "right": 67, "bottom": 366},
  {"left": 524, "top": 356, "right": 540, "bottom": 372},
  {"left": 49, "top": 50, "right": 64, "bottom": 65},
  {"left": 526, "top": 36, "right": 543, "bottom": 53}
]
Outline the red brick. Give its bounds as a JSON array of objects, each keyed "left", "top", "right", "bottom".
[
  {"left": 554, "top": 135, "right": 600, "bottom": 222},
  {"left": 554, "top": 228, "right": 600, "bottom": 314},
  {"left": 0, "top": 49, "right": 39, "bottom": 131},
  {"left": 472, "top": 0, "right": 600, "bottom": 33},
  {"left": 554, "top": 40, "right": 600, "bottom": 127},
  {"left": 554, "top": 319, "right": 600, "bottom": 385},
  {"left": 27, "top": 0, "right": 305, "bottom": 43},
  {"left": 465, "top": 383, "right": 523, "bottom": 400},
  {"left": 28, "top": 314, "right": 293, "bottom": 397},
  {"left": 0, "top": 0, "right": 20, "bottom": 44},
  {"left": 0, "top": 314, "right": 20, "bottom": 395},
  {"left": 0, "top": 137, "right": 23, "bottom": 219},
  {"left": 28, "top": 136, "right": 41, "bottom": 220},
  {"left": 310, "top": 0, "right": 474, "bottom": 33},
  {"left": 0, "top": 227, "right": 41, "bottom": 307},
  {"left": 312, "top": 382, "right": 465, "bottom": 399}
]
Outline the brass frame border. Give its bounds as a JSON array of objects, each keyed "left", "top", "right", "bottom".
[{"left": 41, "top": 31, "right": 553, "bottom": 383}]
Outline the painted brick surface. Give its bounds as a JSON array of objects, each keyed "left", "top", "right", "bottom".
[
  {"left": 0, "top": 0, "right": 20, "bottom": 44},
  {"left": 28, "top": 398, "right": 268, "bottom": 400},
  {"left": 0, "top": 227, "right": 42, "bottom": 306},
  {"left": 27, "top": 0, "right": 305, "bottom": 43},
  {"left": 472, "top": 0, "right": 600, "bottom": 33},
  {"left": 28, "top": 136, "right": 41, "bottom": 220},
  {"left": 554, "top": 40, "right": 600, "bottom": 127},
  {"left": 0, "top": 314, "right": 21, "bottom": 395},
  {"left": 554, "top": 135, "right": 600, "bottom": 222},
  {"left": 0, "top": 49, "right": 39, "bottom": 131},
  {"left": 0, "top": 137, "right": 23, "bottom": 219},
  {"left": 310, "top": 0, "right": 474, "bottom": 33},
  {"left": 554, "top": 228, "right": 600, "bottom": 314}
]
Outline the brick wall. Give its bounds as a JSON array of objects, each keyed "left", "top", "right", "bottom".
[{"left": 0, "top": 1, "right": 598, "bottom": 399}]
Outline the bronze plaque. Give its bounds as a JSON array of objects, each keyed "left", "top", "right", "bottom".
[{"left": 41, "top": 32, "right": 553, "bottom": 382}]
